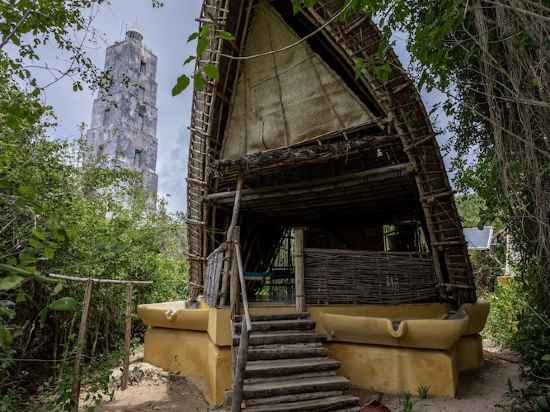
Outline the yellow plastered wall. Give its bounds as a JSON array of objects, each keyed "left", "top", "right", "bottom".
[
  {"left": 143, "top": 328, "right": 231, "bottom": 405},
  {"left": 457, "top": 334, "right": 484, "bottom": 371},
  {"left": 328, "top": 342, "right": 459, "bottom": 398}
]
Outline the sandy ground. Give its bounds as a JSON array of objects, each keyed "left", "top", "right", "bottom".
[
  {"left": 97, "top": 363, "right": 212, "bottom": 412},
  {"left": 97, "top": 344, "right": 523, "bottom": 412}
]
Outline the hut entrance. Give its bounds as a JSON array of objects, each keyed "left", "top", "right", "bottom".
[{"left": 245, "top": 227, "right": 295, "bottom": 304}]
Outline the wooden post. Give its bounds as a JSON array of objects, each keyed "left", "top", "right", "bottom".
[
  {"left": 230, "top": 226, "right": 240, "bottom": 316},
  {"left": 294, "top": 227, "right": 305, "bottom": 312},
  {"left": 71, "top": 279, "right": 93, "bottom": 412},
  {"left": 220, "top": 177, "right": 243, "bottom": 305},
  {"left": 231, "top": 321, "right": 248, "bottom": 412},
  {"left": 121, "top": 283, "right": 134, "bottom": 391}
]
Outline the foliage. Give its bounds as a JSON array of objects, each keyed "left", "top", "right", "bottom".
[
  {"left": 0, "top": 0, "right": 110, "bottom": 96},
  {"left": 416, "top": 384, "right": 430, "bottom": 399},
  {"left": 0, "top": 2, "right": 186, "bottom": 409},
  {"left": 401, "top": 392, "right": 414, "bottom": 412},
  {"left": 486, "top": 278, "right": 550, "bottom": 379},
  {"left": 0, "top": 105, "right": 187, "bottom": 409},
  {"left": 504, "top": 379, "right": 550, "bottom": 412}
]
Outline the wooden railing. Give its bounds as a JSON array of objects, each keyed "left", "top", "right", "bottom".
[{"left": 231, "top": 227, "right": 252, "bottom": 412}]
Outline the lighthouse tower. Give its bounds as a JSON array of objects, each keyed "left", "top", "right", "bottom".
[{"left": 86, "top": 29, "right": 159, "bottom": 205}]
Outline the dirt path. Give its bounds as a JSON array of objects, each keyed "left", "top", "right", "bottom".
[
  {"left": 97, "top": 363, "right": 212, "bottom": 412},
  {"left": 97, "top": 345, "right": 523, "bottom": 412}
]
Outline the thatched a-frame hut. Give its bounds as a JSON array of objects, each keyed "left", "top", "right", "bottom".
[
  {"left": 186, "top": 0, "right": 476, "bottom": 307},
  {"left": 138, "top": 1, "right": 489, "bottom": 408}
]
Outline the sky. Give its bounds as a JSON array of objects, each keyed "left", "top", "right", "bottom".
[
  {"left": 38, "top": 0, "right": 202, "bottom": 212},
  {"left": 36, "top": 1, "right": 453, "bottom": 213}
]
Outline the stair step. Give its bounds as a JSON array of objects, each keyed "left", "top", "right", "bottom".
[
  {"left": 235, "top": 331, "right": 325, "bottom": 346},
  {"left": 245, "top": 371, "right": 337, "bottom": 385},
  {"left": 243, "top": 375, "right": 351, "bottom": 399},
  {"left": 243, "top": 394, "right": 359, "bottom": 411},
  {"left": 248, "top": 343, "right": 328, "bottom": 361},
  {"left": 246, "top": 357, "right": 340, "bottom": 378},
  {"left": 235, "top": 312, "right": 310, "bottom": 322},
  {"left": 245, "top": 390, "right": 344, "bottom": 406},
  {"left": 234, "top": 319, "right": 316, "bottom": 333}
]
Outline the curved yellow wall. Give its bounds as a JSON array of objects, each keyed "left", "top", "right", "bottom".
[
  {"left": 138, "top": 301, "right": 489, "bottom": 405},
  {"left": 143, "top": 327, "right": 231, "bottom": 405}
]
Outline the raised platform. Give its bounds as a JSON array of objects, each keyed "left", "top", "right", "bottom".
[{"left": 138, "top": 301, "right": 489, "bottom": 405}]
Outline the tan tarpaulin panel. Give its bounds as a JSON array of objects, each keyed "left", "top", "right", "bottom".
[{"left": 221, "top": 1, "right": 375, "bottom": 160}]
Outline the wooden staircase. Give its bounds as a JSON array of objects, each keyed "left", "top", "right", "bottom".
[{"left": 232, "top": 313, "right": 360, "bottom": 412}]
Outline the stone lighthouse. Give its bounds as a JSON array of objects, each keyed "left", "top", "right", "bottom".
[{"left": 86, "top": 29, "right": 159, "bottom": 205}]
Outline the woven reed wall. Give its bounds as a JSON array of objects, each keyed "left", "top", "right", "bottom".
[{"left": 304, "top": 248, "right": 438, "bottom": 304}]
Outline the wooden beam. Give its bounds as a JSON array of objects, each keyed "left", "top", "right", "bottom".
[
  {"left": 294, "top": 227, "right": 306, "bottom": 312},
  {"left": 206, "top": 163, "right": 413, "bottom": 204}
]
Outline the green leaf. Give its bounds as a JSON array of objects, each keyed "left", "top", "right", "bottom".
[
  {"left": 171, "top": 74, "right": 190, "bottom": 96},
  {"left": 48, "top": 297, "right": 77, "bottom": 312},
  {"left": 0, "top": 275, "right": 25, "bottom": 291},
  {"left": 43, "top": 247, "right": 55, "bottom": 260},
  {"left": 200, "top": 25, "right": 209, "bottom": 37},
  {"left": 292, "top": 0, "right": 302, "bottom": 14},
  {"left": 52, "top": 282, "right": 64, "bottom": 296},
  {"left": 0, "top": 305, "right": 15, "bottom": 320},
  {"left": 18, "top": 185, "right": 33, "bottom": 197},
  {"left": 187, "top": 32, "right": 199, "bottom": 42},
  {"left": 354, "top": 57, "right": 365, "bottom": 80},
  {"left": 32, "top": 228, "right": 46, "bottom": 240},
  {"left": 203, "top": 64, "right": 219, "bottom": 81},
  {"left": 0, "top": 263, "right": 34, "bottom": 276},
  {"left": 0, "top": 327, "right": 13, "bottom": 348},
  {"left": 542, "top": 354, "right": 550, "bottom": 362},
  {"left": 218, "top": 31, "right": 235, "bottom": 41},
  {"left": 194, "top": 72, "right": 205, "bottom": 91},
  {"left": 373, "top": 63, "right": 392, "bottom": 81},
  {"left": 16, "top": 292, "right": 27, "bottom": 303},
  {"left": 184, "top": 55, "right": 196, "bottom": 65},
  {"left": 197, "top": 37, "right": 209, "bottom": 56}
]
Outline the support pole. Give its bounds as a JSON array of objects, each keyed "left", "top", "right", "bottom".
[
  {"left": 220, "top": 177, "right": 243, "bottom": 305},
  {"left": 230, "top": 226, "right": 240, "bottom": 316},
  {"left": 71, "top": 279, "right": 93, "bottom": 412},
  {"left": 294, "top": 227, "right": 305, "bottom": 312},
  {"left": 121, "top": 283, "right": 134, "bottom": 391}
]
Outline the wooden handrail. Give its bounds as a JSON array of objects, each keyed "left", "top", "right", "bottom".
[
  {"left": 231, "top": 234, "right": 251, "bottom": 412},
  {"left": 233, "top": 239, "right": 252, "bottom": 332}
]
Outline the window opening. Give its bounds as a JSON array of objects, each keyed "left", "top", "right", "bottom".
[{"left": 134, "top": 149, "right": 143, "bottom": 168}]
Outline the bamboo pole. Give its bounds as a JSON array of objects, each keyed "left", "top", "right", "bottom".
[
  {"left": 71, "top": 279, "right": 93, "bottom": 412},
  {"left": 48, "top": 273, "right": 152, "bottom": 286},
  {"left": 121, "top": 283, "right": 134, "bottom": 391},
  {"left": 230, "top": 226, "right": 240, "bottom": 316},
  {"left": 220, "top": 177, "right": 243, "bottom": 305},
  {"left": 231, "top": 320, "right": 248, "bottom": 412},
  {"left": 294, "top": 227, "right": 306, "bottom": 312}
]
